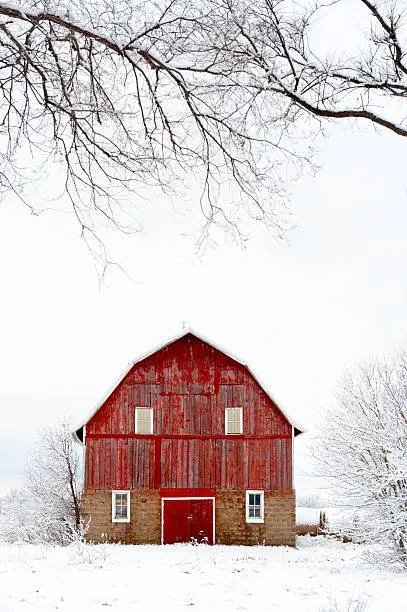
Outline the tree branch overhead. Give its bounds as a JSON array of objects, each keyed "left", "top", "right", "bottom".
[{"left": 0, "top": 0, "right": 406, "bottom": 256}]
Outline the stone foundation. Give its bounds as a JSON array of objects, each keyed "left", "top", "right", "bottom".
[
  {"left": 81, "top": 490, "right": 161, "bottom": 544},
  {"left": 81, "top": 489, "right": 296, "bottom": 546},
  {"left": 215, "top": 489, "right": 295, "bottom": 546}
]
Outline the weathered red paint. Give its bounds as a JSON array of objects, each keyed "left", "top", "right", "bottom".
[
  {"left": 154, "top": 438, "right": 161, "bottom": 490},
  {"left": 85, "top": 333, "right": 293, "bottom": 492},
  {"left": 86, "top": 433, "right": 290, "bottom": 439},
  {"left": 161, "top": 488, "right": 215, "bottom": 497},
  {"left": 163, "top": 498, "right": 214, "bottom": 544}
]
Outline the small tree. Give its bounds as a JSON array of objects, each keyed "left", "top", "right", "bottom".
[
  {"left": 27, "top": 422, "right": 83, "bottom": 539},
  {"left": 316, "top": 352, "right": 407, "bottom": 564},
  {"left": 0, "top": 421, "right": 84, "bottom": 545}
]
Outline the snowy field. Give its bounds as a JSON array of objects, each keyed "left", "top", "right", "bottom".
[{"left": 0, "top": 537, "right": 405, "bottom": 612}]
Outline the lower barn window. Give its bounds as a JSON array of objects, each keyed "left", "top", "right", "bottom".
[
  {"left": 112, "top": 490, "right": 130, "bottom": 523},
  {"left": 246, "top": 490, "right": 264, "bottom": 523}
]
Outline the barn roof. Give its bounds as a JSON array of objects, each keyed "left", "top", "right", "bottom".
[{"left": 73, "top": 328, "right": 304, "bottom": 443}]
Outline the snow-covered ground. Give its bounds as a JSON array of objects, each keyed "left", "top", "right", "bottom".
[{"left": 0, "top": 537, "right": 405, "bottom": 611}]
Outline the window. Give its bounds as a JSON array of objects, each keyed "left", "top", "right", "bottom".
[
  {"left": 225, "top": 407, "right": 243, "bottom": 434},
  {"left": 246, "top": 490, "right": 264, "bottom": 523},
  {"left": 135, "top": 407, "right": 153, "bottom": 434},
  {"left": 112, "top": 490, "right": 130, "bottom": 523}
]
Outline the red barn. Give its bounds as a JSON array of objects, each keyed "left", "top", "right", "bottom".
[{"left": 75, "top": 330, "right": 303, "bottom": 545}]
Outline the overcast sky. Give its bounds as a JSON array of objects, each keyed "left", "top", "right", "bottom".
[{"left": 1, "top": 113, "right": 407, "bottom": 498}]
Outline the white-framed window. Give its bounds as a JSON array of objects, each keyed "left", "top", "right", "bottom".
[
  {"left": 135, "top": 407, "right": 153, "bottom": 434},
  {"left": 246, "top": 490, "right": 264, "bottom": 523},
  {"left": 112, "top": 490, "right": 130, "bottom": 523},
  {"left": 225, "top": 407, "right": 243, "bottom": 434}
]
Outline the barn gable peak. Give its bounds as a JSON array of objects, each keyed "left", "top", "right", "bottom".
[{"left": 73, "top": 327, "right": 304, "bottom": 442}]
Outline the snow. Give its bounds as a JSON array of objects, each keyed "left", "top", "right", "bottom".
[{"left": 0, "top": 537, "right": 406, "bottom": 611}]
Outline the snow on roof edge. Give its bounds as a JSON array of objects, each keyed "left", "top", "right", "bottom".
[{"left": 72, "top": 328, "right": 305, "bottom": 441}]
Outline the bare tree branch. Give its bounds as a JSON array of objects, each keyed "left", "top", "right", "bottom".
[{"left": 0, "top": 0, "right": 407, "bottom": 266}]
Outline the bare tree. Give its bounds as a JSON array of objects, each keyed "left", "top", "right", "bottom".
[
  {"left": 27, "top": 421, "right": 83, "bottom": 535},
  {"left": 315, "top": 353, "right": 407, "bottom": 565},
  {"left": 0, "top": 0, "right": 305, "bottom": 261},
  {"left": 1, "top": 0, "right": 407, "bottom": 259},
  {"left": 0, "top": 422, "right": 84, "bottom": 545}
]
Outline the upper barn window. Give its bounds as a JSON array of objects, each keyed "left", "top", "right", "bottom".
[
  {"left": 225, "top": 407, "right": 243, "bottom": 434},
  {"left": 135, "top": 407, "right": 153, "bottom": 434}
]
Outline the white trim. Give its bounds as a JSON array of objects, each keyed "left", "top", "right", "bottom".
[
  {"left": 112, "top": 490, "right": 130, "bottom": 523},
  {"left": 246, "top": 490, "right": 264, "bottom": 524},
  {"left": 161, "top": 496, "right": 215, "bottom": 545},
  {"left": 225, "top": 407, "right": 243, "bottom": 435},
  {"left": 135, "top": 406, "right": 154, "bottom": 434},
  {"left": 72, "top": 327, "right": 304, "bottom": 438}
]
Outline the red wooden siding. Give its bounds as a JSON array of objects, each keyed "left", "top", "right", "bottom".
[
  {"left": 85, "top": 334, "right": 292, "bottom": 491},
  {"left": 86, "top": 436, "right": 291, "bottom": 490}
]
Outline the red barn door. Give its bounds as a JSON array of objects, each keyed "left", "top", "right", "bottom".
[{"left": 162, "top": 498, "right": 214, "bottom": 544}]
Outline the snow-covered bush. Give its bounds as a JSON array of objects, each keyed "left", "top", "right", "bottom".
[
  {"left": 315, "top": 352, "right": 407, "bottom": 565},
  {"left": 0, "top": 422, "right": 84, "bottom": 545}
]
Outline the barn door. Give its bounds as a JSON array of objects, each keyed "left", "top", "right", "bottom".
[
  {"left": 162, "top": 499, "right": 214, "bottom": 544},
  {"left": 189, "top": 499, "right": 213, "bottom": 544}
]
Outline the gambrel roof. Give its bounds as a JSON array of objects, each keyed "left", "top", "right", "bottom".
[{"left": 74, "top": 328, "right": 304, "bottom": 442}]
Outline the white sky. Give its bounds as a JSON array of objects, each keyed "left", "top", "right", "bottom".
[
  {"left": 1, "top": 1, "right": 407, "bottom": 498},
  {"left": 1, "top": 117, "right": 407, "bottom": 498}
]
